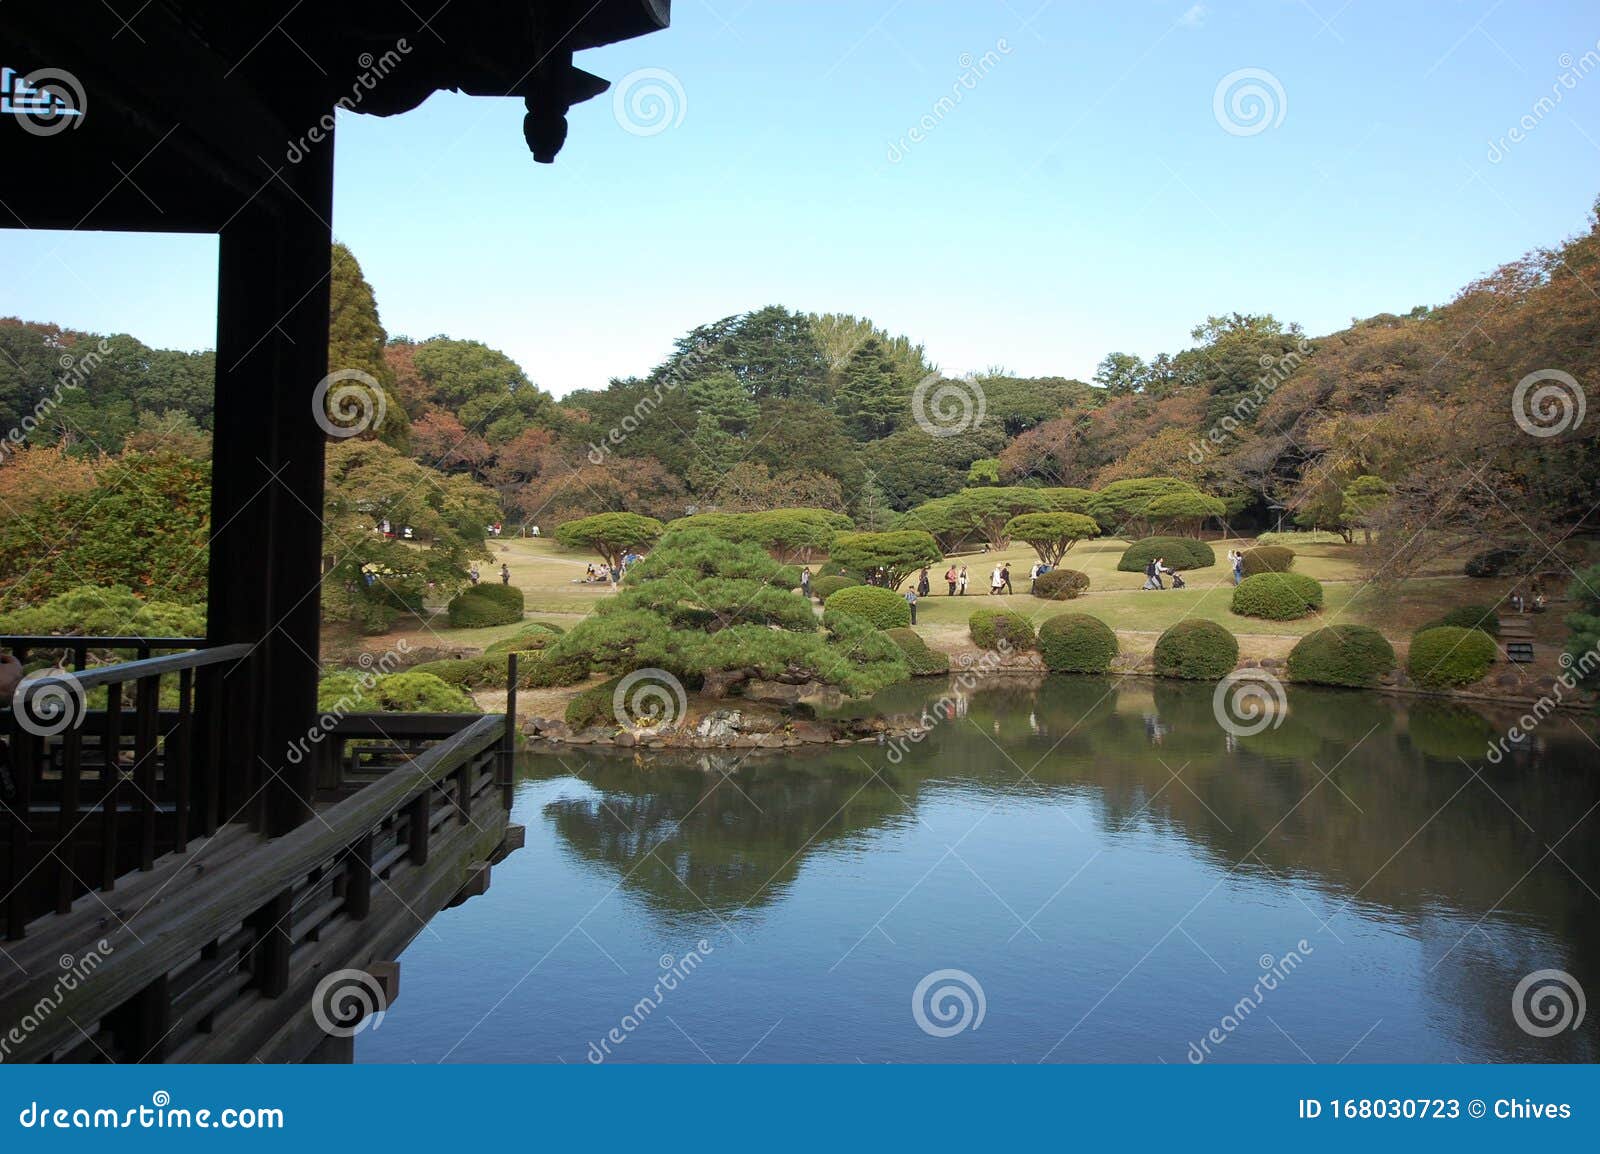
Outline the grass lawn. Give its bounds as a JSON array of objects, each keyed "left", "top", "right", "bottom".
[{"left": 329, "top": 531, "right": 1511, "bottom": 666}]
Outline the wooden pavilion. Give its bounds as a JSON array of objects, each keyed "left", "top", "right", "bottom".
[{"left": 0, "top": 0, "right": 670, "bottom": 1062}]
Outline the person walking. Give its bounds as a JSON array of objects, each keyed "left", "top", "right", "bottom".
[
  {"left": 800, "top": 566, "right": 812, "bottom": 598},
  {"left": 904, "top": 586, "right": 919, "bottom": 625},
  {"left": 1143, "top": 558, "right": 1160, "bottom": 590},
  {"left": 958, "top": 565, "right": 969, "bottom": 595},
  {"left": 945, "top": 564, "right": 958, "bottom": 596},
  {"left": 917, "top": 567, "right": 931, "bottom": 598},
  {"left": 1000, "top": 564, "right": 1013, "bottom": 595},
  {"left": 1231, "top": 550, "right": 1244, "bottom": 586},
  {"left": 468, "top": 564, "right": 480, "bottom": 585},
  {"left": 500, "top": 563, "right": 510, "bottom": 585},
  {"left": 990, "top": 564, "right": 1003, "bottom": 595}
]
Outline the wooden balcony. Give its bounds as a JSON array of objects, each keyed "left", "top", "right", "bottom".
[{"left": 1, "top": 638, "right": 520, "bottom": 1063}]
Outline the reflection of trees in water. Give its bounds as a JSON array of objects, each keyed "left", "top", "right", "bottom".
[
  {"left": 534, "top": 678, "right": 1598, "bottom": 1058},
  {"left": 542, "top": 756, "right": 911, "bottom": 914}
]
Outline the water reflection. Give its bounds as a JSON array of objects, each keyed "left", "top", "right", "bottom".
[{"left": 530, "top": 678, "right": 1597, "bottom": 1061}]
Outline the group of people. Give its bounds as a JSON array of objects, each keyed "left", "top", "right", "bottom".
[
  {"left": 581, "top": 551, "right": 644, "bottom": 587},
  {"left": 1141, "top": 557, "right": 1187, "bottom": 590},
  {"left": 468, "top": 563, "right": 512, "bottom": 585}
]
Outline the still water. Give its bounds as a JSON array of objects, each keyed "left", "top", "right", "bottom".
[{"left": 360, "top": 678, "right": 1598, "bottom": 1063}]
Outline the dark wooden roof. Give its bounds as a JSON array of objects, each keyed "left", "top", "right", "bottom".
[{"left": 1, "top": 1, "right": 671, "bottom": 231}]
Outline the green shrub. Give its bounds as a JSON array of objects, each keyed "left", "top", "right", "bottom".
[
  {"left": 483, "top": 622, "right": 561, "bottom": 656},
  {"left": 968, "top": 608, "right": 1037, "bottom": 651},
  {"left": 1030, "top": 569, "right": 1090, "bottom": 600},
  {"left": 408, "top": 657, "right": 487, "bottom": 688},
  {"left": 1408, "top": 626, "right": 1497, "bottom": 688},
  {"left": 1287, "top": 626, "right": 1396, "bottom": 687},
  {"left": 446, "top": 583, "right": 525, "bottom": 628},
  {"left": 809, "top": 574, "right": 860, "bottom": 601},
  {"left": 1231, "top": 572, "right": 1324, "bottom": 620},
  {"left": 566, "top": 676, "right": 625, "bottom": 730},
  {"left": 1255, "top": 530, "right": 1348, "bottom": 546},
  {"left": 1153, "top": 620, "right": 1238, "bottom": 680},
  {"left": 771, "top": 564, "right": 803, "bottom": 590},
  {"left": 887, "top": 627, "right": 949, "bottom": 675},
  {"left": 520, "top": 650, "right": 590, "bottom": 689},
  {"left": 317, "top": 671, "right": 477, "bottom": 713},
  {"left": 1464, "top": 547, "right": 1524, "bottom": 578},
  {"left": 1422, "top": 604, "right": 1500, "bottom": 637},
  {"left": 823, "top": 585, "right": 910, "bottom": 630},
  {"left": 1117, "top": 536, "right": 1216, "bottom": 573},
  {"left": 1038, "top": 614, "right": 1118, "bottom": 673},
  {"left": 1240, "top": 546, "right": 1295, "bottom": 576}
]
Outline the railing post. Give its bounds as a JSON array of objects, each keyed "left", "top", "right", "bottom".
[
  {"left": 134, "top": 672, "right": 159, "bottom": 871},
  {"left": 248, "top": 889, "right": 294, "bottom": 998},
  {"left": 173, "top": 667, "right": 194, "bottom": 849},
  {"left": 500, "top": 654, "right": 518, "bottom": 811},
  {"left": 406, "top": 793, "right": 431, "bottom": 866},
  {"left": 345, "top": 832, "right": 373, "bottom": 921},
  {"left": 100, "top": 683, "right": 123, "bottom": 892},
  {"left": 55, "top": 725, "right": 83, "bottom": 915},
  {"left": 4, "top": 725, "right": 34, "bottom": 941}
]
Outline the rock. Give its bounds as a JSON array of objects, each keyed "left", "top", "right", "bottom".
[
  {"left": 729, "top": 735, "right": 762, "bottom": 748},
  {"left": 696, "top": 710, "right": 743, "bottom": 739},
  {"left": 790, "top": 721, "right": 835, "bottom": 744},
  {"left": 614, "top": 731, "right": 636, "bottom": 747},
  {"left": 1260, "top": 657, "right": 1282, "bottom": 669},
  {"left": 528, "top": 719, "right": 571, "bottom": 741}
]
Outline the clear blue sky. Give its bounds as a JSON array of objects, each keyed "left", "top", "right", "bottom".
[{"left": 4, "top": 1, "right": 1599, "bottom": 394}]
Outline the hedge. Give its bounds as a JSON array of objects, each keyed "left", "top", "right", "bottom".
[
  {"left": 1153, "top": 620, "right": 1239, "bottom": 679},
  {"left": 1240, "top": 545, "right": 1295, "bottom": 576},
  {"left": 1422, "top": 604, "right": 1500, "bottom": 637},
  {"left": 771, "top": 564, "right": 803, "bottom": 591},
  {"left": 446, "top": 583, "right": 525, "bottom": 628},
  {"left": 1286, "top": 626, "right": 1396, "bottom": 687},
  {"left": 887, "top": 627, "right": 950, "bottom": 676},
  {"left": 1407, "top": 626, "right": 1497, "bottom": 688},
  {"left": 1117, "top": 536, "right": 1216, "bottom": 573},
  {"left": 810, "top": 574, "right": 860, "bottom": 601},
  {"left": 1030, "top": 568, "right": 1090, "bottom": 600},
  {"left": 566, "top": 675, "right": 626, "bottom": 730},
  {"left": 1038, "top": 614, "right": 1118, "bottom": 673},
  {"left": 968, "top": 608, "right": 1037, "bottom": 651},
  {"left": 318, "top": 671, "right": 476, "bottom": 714},
  {"left": 483, "top": 622, "right": 561, "bottom": 657},
  {"left": 1230, "top": 572, "right": 1324, "bottom": 620},
  {"left": 823, "top": 585, "right": 911, "bottom": 630}
]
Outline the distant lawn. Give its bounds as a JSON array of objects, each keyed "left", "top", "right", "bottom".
[{"left": 329, "top": 531, "right": 1497, "bottom": 660}]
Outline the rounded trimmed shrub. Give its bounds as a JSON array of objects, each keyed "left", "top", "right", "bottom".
[
  {"left": 1038, "top": 614, "right": 1118, "bottom": 673},
  {"left": 1231, "top": 572, "right": 1324, "bottom": 620},
  {"left": 770, "top": 564, "right": 803, "bottom": 590},
  {"left": 483, "top": 622, "right": 561, "bottom": 656},
  {"left": 1423, "top": 604, "right": 1500, "bottom": 637},
  {"left": 809, "top": 574, "right": 860, "bottom": 601},
  {"left": 823, "top": 585, "right": 911, "bottom": 630},
  {"left": 1031, "top": 568, "right": 1090, "bottom": 600},
  {"left": 1153, "top": 620, "right": 1239, "bottom": 680},
  {"left": 1286, "top": 626, "right": 1396, "bottom": 687},
  {"left": 968, "top": 608, "right": 1037, "bottom": 651},
  {"left": 1117, "top": 536, "right": 1216, "bottom": 573},
  {"left": 1407, "top": 626, "right": 1497, "bottom": 688},
  {"left": 1240, "top": 545, "right": 1295, "bottom": 576},
  {"left": 887, "top": 627, "right": 950, "bottom": 675},
  {"left": 446, "top": 583, "right": 525, "bottom": 628}
]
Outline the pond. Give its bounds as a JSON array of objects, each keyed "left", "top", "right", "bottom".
[{"left": 358, "top": 678, "right": 1599, "bottom": 1063}]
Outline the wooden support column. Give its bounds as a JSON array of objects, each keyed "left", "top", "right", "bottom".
[{"left": 206, "top": 118, "right": 335, "bottom": 839}]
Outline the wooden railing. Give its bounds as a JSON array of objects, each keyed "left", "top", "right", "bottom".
[{"left": 2, "top": 638, "right": 252, "bottom": 940}]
